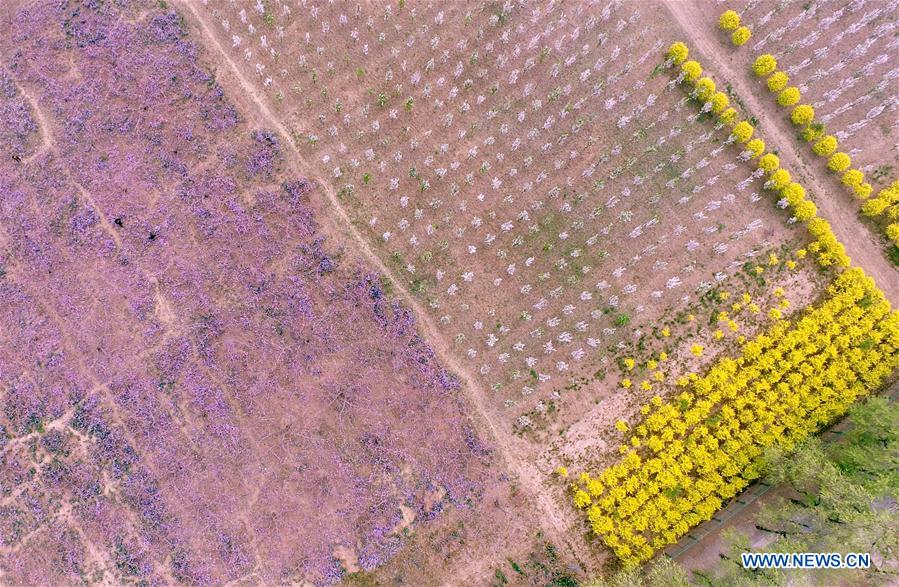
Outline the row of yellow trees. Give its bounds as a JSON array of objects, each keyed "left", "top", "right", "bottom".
[
  {"left": 574, "top": 267, "right": 899, "bottom": 566},
  {"left": 717, "top": 10, "right": 879, "bottom": 203},
  {"left": 862, "top": 181, "right": 899, "bottom": 246},
  {"left": 666, "top": 42, "right": 850, "bottom": 268},
  {"left": 749, "top": 51, "right": 873, "bottom": 199},
  {"left": 571, "top": 43, "right": 898, "bottom": 569}
]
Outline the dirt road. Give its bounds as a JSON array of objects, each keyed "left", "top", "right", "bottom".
[{"left": 172, "top": 0, "right": 583, "bottom": 575}]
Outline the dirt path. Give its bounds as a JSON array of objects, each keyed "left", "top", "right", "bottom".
[
  {"left": 11, "top": 75, "right": 55, "bottom": 154},
  {"left": 663, "top": 0, "right": 899, "bottom": 305},
  {"left": 3, "top": 62, "right": 125, "bottom": 250},
  {"left": 172, "top": 0, "right": 579, "bottom": 568}
]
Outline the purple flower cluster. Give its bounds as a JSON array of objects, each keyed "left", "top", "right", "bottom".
[
  {"left": 0, "top": 71, "right": 38, "bottom": 160},
  {"left": 0, "top": 2, "right": 494, "bottom": 585},
  {"left": 246, "top": 129, "right": 282, "bottom": 180}
]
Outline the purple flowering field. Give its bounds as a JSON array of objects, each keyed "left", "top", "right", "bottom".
[{"left": 0, "top": 2, "right": 521, "bottom": 584}]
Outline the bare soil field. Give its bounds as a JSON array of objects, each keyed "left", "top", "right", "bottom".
[{"left": 1, "top": 0, "right": 897, "bottom": 585}]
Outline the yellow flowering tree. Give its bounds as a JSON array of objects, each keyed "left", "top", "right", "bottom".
[
  {"left": 812, "top": 135, "right": 838, "bottom": 157},
  {"left": 827, "top": 152, "right": 851, "bottom": 173},
  {"left": 794, "top": 200, "right": 817, "bottom": 222},
  {"left": 801, "top": 123, "right": 826, "bottom": 143},
  {"left": 719, "top": 107, "right": 738, "bottom": 125},
  {"left": 752, "top": 54, "right": 777, "bottom": 76},
  {"left": 745, "top": 138, "right": 765, "bottom": 158},
  {"left": 695, "top": 77, "right": 716, "bottom": 101},
  {"left": 777, "top": 86, "right": 801, "bottom": 106},
  {"left": 887, "top": 224, "right": 899, "bottom": 245},
  {"left": 853, "top": 183, "right": 873, "bottom": 200},
  {"left": 731, "top": 26, "right": 752, "bottom": 46},
  {"left": 731, "top": 121, "right": 754, "bottom": 143},
  {"left": 667, "top": 41, "right": 689, "bottom": 65},
  {"left": 681, "top": 60, "right": 702, "bottom": 83},
  {"left": 710, "top": 92, "right": 730, "bottom": 114},
  {"left": 758, "top": 153, "right": 780, "bottom": 173},
  {"left": 862, "top": 197, "right": 890, "bottom": 218},
  {"left": 790, "top": 104, "right": 815, "bottom": 126},
  {"left": 719, "top": 10, "right": 741, "bottom": 30},
  {"left": 766, "top": 168, "right": 791, "bottom": 190},
  {"left": 841, "top": 169, "right": 865, "bottom": 189},
  {"left": 861, "top": 181, "right": 899, "bottom": 240},
  {"left": 781, "top": 182, "right": 806, "bottom": 206},
  {"left": 767, "top": 71, "right": 789, "bottom": 92}
]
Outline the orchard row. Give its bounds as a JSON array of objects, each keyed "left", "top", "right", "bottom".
[{"left": 575, "top": 267, "right": 897, "bottom": 566}]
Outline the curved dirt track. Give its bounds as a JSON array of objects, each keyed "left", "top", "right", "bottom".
[{"left": 663, "top": 0, "right": 899, "bottom": 305}]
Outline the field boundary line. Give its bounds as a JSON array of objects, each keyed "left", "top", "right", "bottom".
[{"left": 172, "top": 0, "right": 578, "bottom": 561}]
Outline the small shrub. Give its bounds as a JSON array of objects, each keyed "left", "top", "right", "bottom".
[
  {"left": 752, "top": 54, "right": 777, "bottom": 76},
  {"left": 887, "top": 224, "right": 899, "bottom": 245},
  {"left": 667, "top": 41, "right": 689, "bottom": 65},
  {"left": 746, "top": 138, "right": 765, "bottom": 158},
  {"left": 794, "top": 200, "right": 817, "bottom": 222},
  {"left": 776, "top": 86, "right": 800, "bottom": 106},
  {"left": 767, "top": 168, "right": 791, "bottom": 190},
  {"left": 719, "top": 10, "right": 740, "bottom": 31},
  {"left": 841, "top": 169, "right": 865, "bottom": 188},
  {"left": 790, "top": 104, "right": 815, "bottom": 126},
  {"left": 812, "top": 135, "right": 837, "bottom": 157},
  {"left": 801, "top": 122, "right": 826, "bottom": 142},
  {"left": 719, "top": 107, "right": 738, "bottom": 125},
  {"left": 614, "top": 314, "right": 631, "bottom": 327},
  {"left": 767, "top": 71, "right": 789, "bottom": 92},
  {"left": 782, "top": 183, "right": 806, "bottom": 206},
  {"left": 695, "top": 77, "right": 716, "bottom": 101},
  {"left": 862, "top": 197, "right": 889, "bottom": 217},
  {"left": 853, "top": 183, "right": 873, "bottom": 200},
  {"left": 731, "top": 26, "right": 752, "bottom": 46},
  {"left": 681, "top": 60, "right": 702, "bottom": 82},
  {"left": 710, "top": 91, "right": 729, "bottom": 114},
  {"left": 731, "top": 121, "right": 754, "bottom": 143},
  {"left": 758, "top": 153, "right": 780, "bottom": 173}
]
